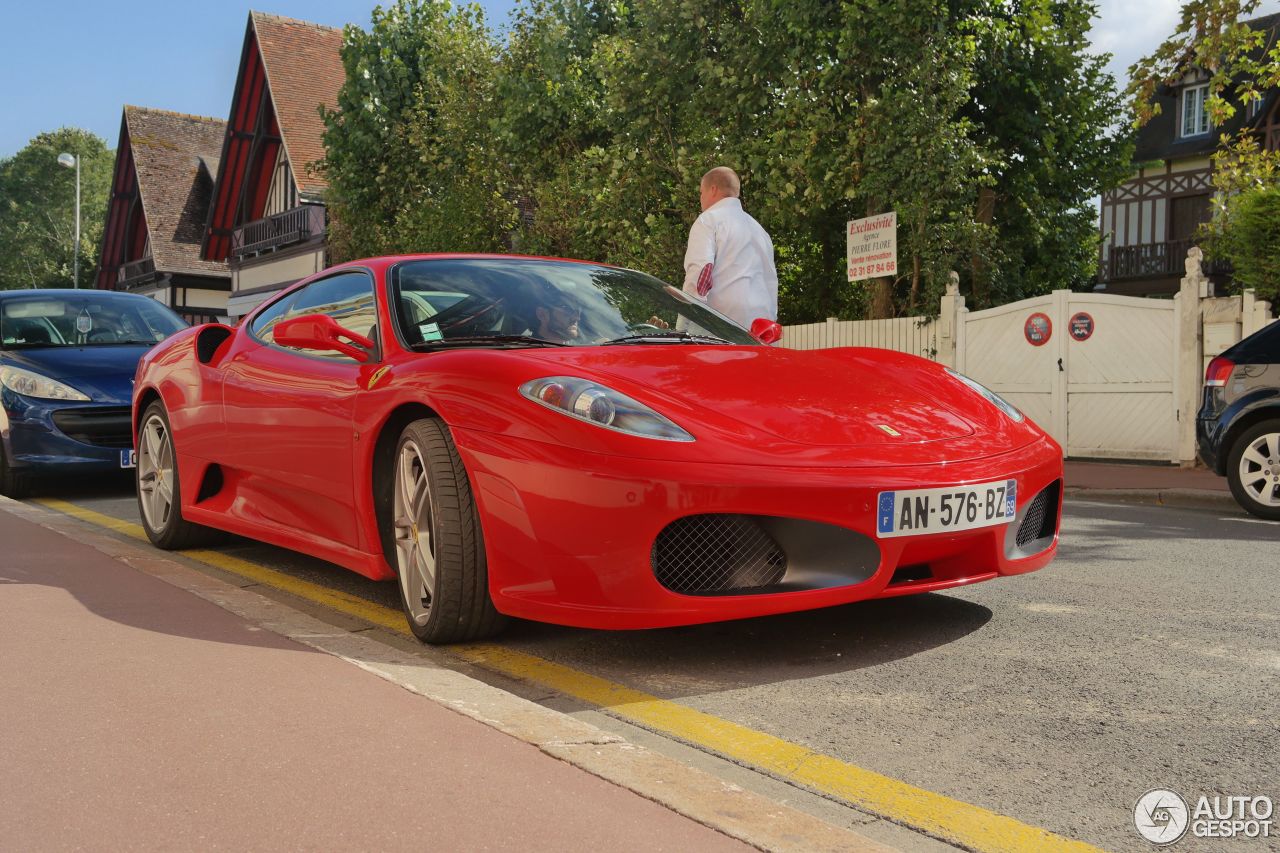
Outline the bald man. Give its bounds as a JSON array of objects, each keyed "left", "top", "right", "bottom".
[{"left": 682, "top": 167, "right": 778, "bottom": 328}]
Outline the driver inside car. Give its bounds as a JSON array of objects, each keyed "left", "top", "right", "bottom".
[{"left": 526, "top": 284, "right": 583, "bottom": 344}]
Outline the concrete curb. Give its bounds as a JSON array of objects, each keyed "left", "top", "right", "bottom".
[
  {"left": 0, "top": 496, "right": 894, "bottom": 853},
  {"left": 1065, "top": 487, "right": 1240, "bottom": 513}
]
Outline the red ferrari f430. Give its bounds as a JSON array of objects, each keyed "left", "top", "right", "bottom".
[{"left": 132, "top": 255, "right": 1063, "bottom": 643}]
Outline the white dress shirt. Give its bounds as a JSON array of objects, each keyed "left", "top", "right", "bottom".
[{"left": 682, "top": 197, "right": 778, "bottom": 328}]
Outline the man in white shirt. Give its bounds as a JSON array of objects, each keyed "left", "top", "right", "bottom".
[{"left": 682, "top": 167, "right": 778, "bottom": 329}]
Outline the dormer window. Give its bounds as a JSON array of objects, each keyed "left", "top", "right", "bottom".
[{"left": 1181, "top": 84, "right": 1211, "bottom": 137}]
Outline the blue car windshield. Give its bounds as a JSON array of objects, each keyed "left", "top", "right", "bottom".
[{"left": 0, "top": 294, "right": 187, "bottom": 349}]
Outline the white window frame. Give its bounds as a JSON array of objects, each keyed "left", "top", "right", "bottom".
[{"left": 1181, "top": 84, "right": 1211, "bottom": 137}]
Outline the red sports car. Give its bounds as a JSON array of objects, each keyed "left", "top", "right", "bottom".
[{"left": 133, "top": 255, "right": 1063, "bottom": 643}]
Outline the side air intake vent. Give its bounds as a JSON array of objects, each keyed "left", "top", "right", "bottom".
[{"left": 1006, "top": 480, "right": 1061, "bottom": 558}]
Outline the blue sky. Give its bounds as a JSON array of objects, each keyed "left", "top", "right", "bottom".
[
  {"left": 2, "top": 0, "right": 1278, "bottom": 158},
  {"left": 0, "top": 0, "right": 517, "bottom": 157}
]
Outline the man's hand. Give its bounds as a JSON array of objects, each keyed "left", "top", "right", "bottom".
[{"left": 646, "top": 315, "right": 670, "bottom": 329}]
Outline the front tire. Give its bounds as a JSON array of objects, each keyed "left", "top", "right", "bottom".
[
  {"left": 1226, "top": 419, "right": 1280, "bottom": 521},
  {"left": 391, "top": 417, "right": 505, "bottom": 644},
  {"left": 136, "top": 402, "right": 219, "bottom": 548},
  {"left": 0, "top": 442, "right": 32, "bottom": 499}
]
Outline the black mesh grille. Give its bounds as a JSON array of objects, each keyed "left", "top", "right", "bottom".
[
  {"left": 50, "top": 407, "right": 133, "bottom": 448},
  {"left": 1015, "top": 479, "right": 1064, "bottom": 549},
  {"left": 652, "top": 514, "right": 787, "bottom": 595}
]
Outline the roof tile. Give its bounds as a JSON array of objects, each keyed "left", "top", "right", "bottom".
[
  {"left": 125, "top": 107, "right": 229, "bottom": 276},
  {"left": 252, "top": 11, "right": 345, "bottom": 198}
]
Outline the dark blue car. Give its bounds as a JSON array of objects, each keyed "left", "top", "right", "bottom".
[{"left": 0, "top": 290, "right": 187, "bottom": 498}]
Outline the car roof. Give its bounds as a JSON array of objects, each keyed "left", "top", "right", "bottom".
[{"left": 334, "top": 253, "right": 621, "bottom": 272}]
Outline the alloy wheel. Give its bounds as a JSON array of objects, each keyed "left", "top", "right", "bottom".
[
  {"left": 394, "top": 439, "right": 437, "bottom": 626},
  {"left": 138, "top": 413, "right": 175, "bottom": 531},
  {"left": 1236, "top": 431, "right": 1280, "bottom": 508}
]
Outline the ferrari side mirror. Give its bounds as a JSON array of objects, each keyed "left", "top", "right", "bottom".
[
  {"left": 274, "top": 314, "right": 374, "bottom": 362},
  {"left": 750, "top": 318, "right": 782, "bottom": 345}
]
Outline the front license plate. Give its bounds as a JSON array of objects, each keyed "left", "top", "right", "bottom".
[
  {"left": 120, "top": 449, "right": 137, "bottom": 469},
  {"left": 876, "top": 479, "right": 1016, "bottom": 538}
]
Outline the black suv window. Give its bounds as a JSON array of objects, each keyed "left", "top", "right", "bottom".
[{"left": 1227, "top": 321, "right": 1280, "bottom": 363}]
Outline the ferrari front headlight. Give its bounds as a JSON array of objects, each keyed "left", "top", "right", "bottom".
[
  {"left": 520, "top": 376, "right": 694, "bottom": 441},
  {"left": 0, "top": 366, "right": 91, "bottom": 402},
  {"left": 945, "top": 368, "right": 1023, "bottom": 422}
]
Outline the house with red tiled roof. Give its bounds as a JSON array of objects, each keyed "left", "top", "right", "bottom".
[
  {"left": 97, "top": 106, "right": 230, "bottom": 323},
  {"left": 201, "top": 11, "right": 346, "bottom": 319}
]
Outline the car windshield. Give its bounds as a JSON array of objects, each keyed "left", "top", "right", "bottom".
[
  {"left": 0, "top": 294, "right": 187, "bottom": 349},
  {"left": 391, "top": 258, "right": 760, "bottom": 348}
]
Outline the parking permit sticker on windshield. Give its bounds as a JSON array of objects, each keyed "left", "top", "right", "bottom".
[{"left": 419, "top": 322, "right": 442, "bottom": 342}]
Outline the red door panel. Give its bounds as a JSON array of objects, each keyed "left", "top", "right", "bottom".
[{"left": 220, "top": 337, "right": 362, "bottom": 550}]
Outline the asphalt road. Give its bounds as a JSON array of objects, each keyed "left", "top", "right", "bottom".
[{"left": 24, "top": 480, "right": 1280, "bottom": 852}]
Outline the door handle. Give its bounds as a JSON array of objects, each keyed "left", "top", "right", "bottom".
[{"left": 1057, "top": 358, "right": 1064, "bottom": 372}]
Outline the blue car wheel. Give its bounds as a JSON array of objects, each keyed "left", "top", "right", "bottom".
[{"left": 0, "top": 440, "right": 32, "bottom": 499}]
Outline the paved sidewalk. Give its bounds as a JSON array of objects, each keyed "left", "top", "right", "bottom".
[
  {"left": 0, "top": 507, "right": 775, "bottom": 852},
  {"left": 1063, "top": 459, "right": 1234, "bottom": 511}
]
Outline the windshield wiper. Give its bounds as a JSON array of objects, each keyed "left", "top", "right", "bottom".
[
  {"left": 602, "top": 331, "right": 733, "bottom": 345},
  {"left": 411, "top": 334, "right": 569, "bottom": 350},
  {"left": 86, "top": 340, "right": 160, "bottom": 346}
]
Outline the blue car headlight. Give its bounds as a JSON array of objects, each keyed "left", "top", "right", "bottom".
[
  {"left": 0, "top": 366, "right": 91, "bottom": 402},
  {"left": 945, "top": 368, "right": 1024, "bottom": 422},
  {"left": 520, "top": 376, "right": 694, "bottom": 441}
]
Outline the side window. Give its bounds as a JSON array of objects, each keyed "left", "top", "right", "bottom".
[
  {"left": 250, "top": 292, "right": 298, "bottom": 344},
  {"left": 262, "top": 271, "right": 378, "bottom": 360}
]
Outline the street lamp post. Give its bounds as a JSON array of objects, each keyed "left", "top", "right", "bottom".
[{"left": 57, "top": 152, "right": 80, "bottom": 289}]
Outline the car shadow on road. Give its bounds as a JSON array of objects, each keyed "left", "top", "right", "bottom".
[
  {"left": 494, "top": 593, "right": 993, "bottom": 696},
  {"left": 22, "top": 472, "right": 137, "bottom": 501}
]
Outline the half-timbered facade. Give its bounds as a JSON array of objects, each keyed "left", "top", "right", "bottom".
[
  {"left": 201, "top": 12, "right": 345, "bottom": 319},
  {"left": 97, "top": 107, "right": 230, "bottom": 322},
  {"left": 1099, "top": 13, "right": 1280, "bottom": 296}
]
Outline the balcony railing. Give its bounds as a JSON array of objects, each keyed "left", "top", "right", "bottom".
[
  {"left": 1106, "top": 239, "right": 1230, "bottom": 282},
  {"left": 117, "top": 256, "right": 156, "bottom": 288},
  {"left": 231, "top": 204, "right": 325, "bottom": 260}
]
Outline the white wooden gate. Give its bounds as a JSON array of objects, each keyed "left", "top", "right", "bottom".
[
  {"left": 958, "top": 293, "right": 1061, "bottom": 443},
  {"left": 958, "top": 291, "right": 1180, "bottom": 461}
]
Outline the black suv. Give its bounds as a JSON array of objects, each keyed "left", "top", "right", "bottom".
[{"left": 1197, "top": 319, "right": 1280, "bottom": 519}]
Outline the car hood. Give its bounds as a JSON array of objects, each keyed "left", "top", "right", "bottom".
[
  {"left": 523, "top": 345, "right": 976, "bottom": 447},
  {"left": 1, "top": 345, "right": 150, "bottom": 403}
]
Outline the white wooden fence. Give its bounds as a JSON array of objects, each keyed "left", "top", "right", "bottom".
[{"left": 780, "top": 316, "right": 940, "bottom": 359}]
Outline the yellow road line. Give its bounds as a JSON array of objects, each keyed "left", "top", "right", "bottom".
[{"left": 36, "top": 496, "right": 1105, "bottom": 853}]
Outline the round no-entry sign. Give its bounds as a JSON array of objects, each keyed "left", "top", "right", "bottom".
[
  {"left": 1069, "top": 312, "right": 1095, "bottom": 342},
  {"left": 1024, "top": 312, "right": 1052, "bottom": 346}
]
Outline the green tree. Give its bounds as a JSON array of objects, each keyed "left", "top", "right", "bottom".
[
  {"left": 320, "top": 0, "right": 515, "bottom": 261},
  {"left": 0, "top": 128, "right": 112, "bottom": 290},
  {"left": 502, "top": 0, "right": 1130, "bottom": 320},
  {"left": 963, "top": 0, "right": 1135, "bottom": 304},
  {"left": 1215, "top": 184, "right": 1280, "bottom": 302},
  {"left": 321, "top": 0, "right": 1133, "bottom": 321}
]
